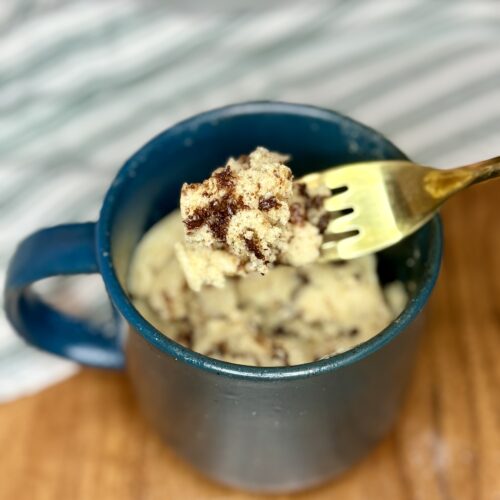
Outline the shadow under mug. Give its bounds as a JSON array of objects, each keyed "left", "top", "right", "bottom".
[{"left": 4, "top": 101, "right": 442, "bottom": 493}]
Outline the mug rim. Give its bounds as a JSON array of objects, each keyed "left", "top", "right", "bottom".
[{"left": 97, "top": 101, "right": 443, "bottom": 381}]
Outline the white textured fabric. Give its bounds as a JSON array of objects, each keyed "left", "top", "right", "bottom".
[{"left": 1, "top": 0, "right": 499, "bottom": 402}]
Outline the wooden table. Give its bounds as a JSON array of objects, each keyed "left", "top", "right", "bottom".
[{"left": 1, "top": 181, "right": 499, "bottom": 500}]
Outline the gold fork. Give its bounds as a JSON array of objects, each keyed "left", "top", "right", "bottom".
[{"left": 299, "top": 156, "right": 500, "bottom": 261}]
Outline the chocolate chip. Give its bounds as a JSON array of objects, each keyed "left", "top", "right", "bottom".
[
  {"left": 177, "top": 330, "right": 193, "bottom": 348},
  {"left": 308, "top": 195, "right": 325, "bottom": 210},
  {"left": 184, "top": 206, "right": 209, "bottom": 232},
  {"left": 297, "top": 272, "right": 310, "bottom": 285},
  {"left": 296, "top": 182, "right": 326, "bottom": 211},
  {"left": 272, "top": 326, "right": 286, "bottom": 336},
  {"left": 289, "top": 202, "right": 306, "bottom": 225},
  {"left": 244, "top": 234, "right": 265, "bottom": 260},
  {"left": 348, "top": 328, "right": 359, "bottom": 337},
  {"left": 184, "top": 193, "right": 247, "bottom": 242},
  {"left": 213, "top": 166, "right": 235, "bottom": 190},
  {"left": 258, "top": 196, "right": 280, "bottom": 211},
  {"left": 208, "top": 194, "right": 247, "bottom": 241},
  {"left": 216, "top": 341, "right": 228, "bottom": 355},
  {"left": 297, "top": 182, "right": 308, "bottom": 197},
  {"left": 184, "top": 165, "right": 245, "bottom": 241},
  {"left": 317, "top": 213, "right": 331, "bottom": 234},
  {"left": 332, "top": 260, "right": 347, "bottom": 267}
]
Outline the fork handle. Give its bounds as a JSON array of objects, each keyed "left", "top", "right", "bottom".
[
  {"left": 461, "top": 156, "right": 500, "bottom": 184},
  {"left": 424, "top": 156, "right": 500, "bottom": 200}
]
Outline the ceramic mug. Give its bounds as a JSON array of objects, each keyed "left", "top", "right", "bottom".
[{"left": 4, "top": 102, "right": 442, "bottom": 493}]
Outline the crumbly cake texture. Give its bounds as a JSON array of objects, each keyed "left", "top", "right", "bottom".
[
  {"left": 128, "top": 211, "right": 407, "bottom": 367},
  {"left": 177, "top": 147, "right": 332, "bottom": 291}
]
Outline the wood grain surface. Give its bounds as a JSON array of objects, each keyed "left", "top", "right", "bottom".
[{"left": 1, "top": 181, "right": 499, "bottom": 500}]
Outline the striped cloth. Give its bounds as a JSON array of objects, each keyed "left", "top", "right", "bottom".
[{"left": 1, "top": 1, "right": 499, "bottom": 402}]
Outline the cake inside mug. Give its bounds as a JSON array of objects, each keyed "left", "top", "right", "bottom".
[{"left": 127, "top": 147, "right": 407, "bottom": 367}]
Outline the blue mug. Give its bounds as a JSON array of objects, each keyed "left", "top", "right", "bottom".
[{"left": 4, "top": 102, "right": 442, "bottom": 493}]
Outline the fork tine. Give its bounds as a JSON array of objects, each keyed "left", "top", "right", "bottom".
[
  {"left": 326, "top": 211, "right": 358, "bottom": 234},
  {"left": 319, "top": 231, "right": 361, "bottom": 261},
  {"left": 323, "top": 193, "right": 351, "bottom": 212},
  {"left": 336, "top": 234, "right": 364, "bottom": 260},
  {"left": 318, "top": 241, "right": 340, "bottom": 262}
]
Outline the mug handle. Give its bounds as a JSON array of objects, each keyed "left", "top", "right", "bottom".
[{"left": 4, "top": 222, "right": 125, "bottom": 369}]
